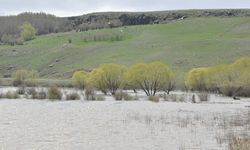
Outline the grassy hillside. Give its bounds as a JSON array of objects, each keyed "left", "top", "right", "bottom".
[{"left": 1, "top": 17, "right": 250, "bottom": 79}]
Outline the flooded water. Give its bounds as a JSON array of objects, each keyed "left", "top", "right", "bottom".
[{"left": 0, "top": 99, "right": 249, "bottom": 150}]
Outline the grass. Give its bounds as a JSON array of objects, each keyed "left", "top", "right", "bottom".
[
  {"left": 229, "top": 136, "right": 250, "bottom": 150},
  {"left": 1, "top": 17, "right": 250, "bottom": 82}
]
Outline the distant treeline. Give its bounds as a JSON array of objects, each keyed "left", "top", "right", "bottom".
[
  {"left": 1, "top": 9, "right": 250, "bottom": 44},
  {"left": 0, "top": 12, "right": 72, "bottom": 44}
]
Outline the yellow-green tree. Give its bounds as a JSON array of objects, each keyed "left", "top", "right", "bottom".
[
  {"left": 185, "top": 57, "right": 250, "bottom": 97},
  {"left": 20, "top": 22, "right": 36, "bottom": 41},
  {"left": 126, "top": 62, "right": 175, "bottom": 96},
  {"left": 72, "top": 71, "right": 89, "bottom": 89},
  {"left": 185, "top": 67, "right": 209, "bottom": 91},
  {"left": 90, "top": 64, "right": 127, "bottom": 95},
  {"left": 12, "top": 69, "right": 39, "bottom": 86},
  {"left": 12, "top": 69, "right": 29, "bottom": 82}
]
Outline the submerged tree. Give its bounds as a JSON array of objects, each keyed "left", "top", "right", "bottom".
[
  {"left": 126, "top": 62, "right": 175, "bottom": 96},
  {"left": 185, "top": 67, "right": 209, "bottom": 91},
  {"left": 185, "top": 57, "right": 250, "bottom": 97},
  {"left": 90, "top": 64, "right": 127, "bottom": 95},
  {"left": 72, "top": 71, "right": 89, "bottom": 90}
]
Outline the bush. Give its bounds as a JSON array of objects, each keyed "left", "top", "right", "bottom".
[
  {"left": 96, "top": 94, "right": 106, "bottom": 101},
  {"left": 37, "top": 90, "right": 47, "bottom": 99},
  {"left": 27, "top": 88, "right": 37, "bottom": 97},
  {"left": 123, "top": 92, "right": 133, "bottom": 101},
  {"left": 12, "top": 70, "right": 29, "bottom": 86},
  {"left": 162, "top": 93, "right": 177, "bottom": 102},
  {"left": 66, "top": 92, "right": 80, "bottom": 100},
  {"left": 85, "top": 86, "right": 95, "bottom": 100},
  {"left": 25, "top": 88, "right": 47, "bottom": 99},
  {"left": 148, "top": 96, "right": 160, "bottom": 102},
  {"left": 229, "top": 136, "right": 250, "bottom": 150},
  {"left": 114, "top": 90, "right": 123, "bottom": 100},
  {"left": 48, "top": 85, "right": 62, "bottom": 100},
  {"left": 178, "top": 94, "right": 186, "bottom": 102},
  {"left": 12, "top": 69, "right": 39, "bottom": 87},
  {"left": 1, "top": 34, "right": 23, "bottom": 46},
  {"left": 0, "top": 91, "right": 19, "bottom": 99},
  {"left": 197, "top": 92, "right": 210, "bottom": 102},
  {"left": 17, "top": 85, "right": 26, "bottom": 95},
  {"left": 68, "top": 38, "right": 72, "bottom": 43},
  {"left": 113, "top": 90, "right": 133, "bottom": 101},
  {"left": 25, "top": 79, "right": 38, "bottom": 87}
]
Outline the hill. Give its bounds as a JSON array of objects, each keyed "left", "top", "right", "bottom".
[
  {"left": 1, "top": 9, "right": 250, "bottom": 40},
  {"left": 0, "top": 16, "right": 250, "bottom": 80}
]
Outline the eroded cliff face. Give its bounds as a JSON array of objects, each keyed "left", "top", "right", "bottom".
[{"left": 69, "top": 9, "right": 250, "bottom": 31}]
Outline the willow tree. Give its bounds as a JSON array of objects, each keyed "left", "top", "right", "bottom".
[
  {"left": 126, "top": 62, "right": 175, "bottom": 96},
  {"left": 72, "top": 71, "right": 89, "bottom": 90},
  {"left": 90, "top": 63, "right": 127, "bottom": 95},
  {"left": 20, "top": 22, "right": 36, "bottom": 41},
  {"left": 185, "top": 67, "right": 209, "bottom": 91},
  {"left": 12, "top": 69, "right": 39, "bottom": 86},
  {"left": 185, "top": 57, "right": 250, "bottom": 97}
]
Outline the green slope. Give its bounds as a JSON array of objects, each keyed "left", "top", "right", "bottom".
[{"left": 1, "top": 17, "right": 250, "bottom": 79}]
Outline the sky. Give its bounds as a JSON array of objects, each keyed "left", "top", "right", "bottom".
[{"left": 1, "top": 0, "right": 250, "bottom": 17}]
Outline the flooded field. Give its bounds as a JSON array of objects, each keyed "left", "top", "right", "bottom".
[{"left": 0, "top": 95, "right": 249, "bottom": 150}]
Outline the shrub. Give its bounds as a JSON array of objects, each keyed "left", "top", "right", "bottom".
[
  {"left": 178, "top": 94, "right": 186, "bottom": 102},
  {"left": 114, "top": 90, "right": 123, "bottom": 100},
  {"left": 37, "top": 90, "right": 47, "bottom": 99},
  {"left": 26, "top": 88, "right": 47, "bottom": 100},
  {"left": 12, "top": 69, "right": 39, "bottom": 86},
  {"left": 123, "top": 92, "right": 133, "bottom": 101},
  {"left": 48, "top": 85, "right": 62, "bottom": 100},
  {"left": 229, "top": 136, "right": 250, "bottom": 150},
  {"left": 197, "top": 92, "right": 210, "bottom": 102},
  {"left": 85, "top": 86, "right": 95, "bottom": 100},
  {"left": 148, "top": 96, "right": 160, "bottom": 102},
  {"left": 0, "top": 91, "right": 19, "bottom": 99},
  {"left": 113, "top": 90, "right": 133, "bottom": 101},
  {"left": 27, "top": 88, "right": 35, "bottom": 94},
  {"left": 17, "top": 85, "right": 26, "bottom": 95},
  {"left": 30, "top": 89, "right": 38, "bottom": 99},
  {"left": 66, "top": 92, "right": 80, "bottom": 100},
  {"left": 163, "top": 94, "right": 185, "bottom": 102},
  {"left": 96, "top": 94, "right": 105, "bottom": 101},
  {"left": 133, "top": 95, "right": 139, "bottom": 101},
  {"left": 68, "top": 38, "right": 72, "bottom": 43},
  {"left": 12, "top": 70, "right": 29, "bottom": 86},
  {"left": 25, "top": 79, "right": 38, "bottom": 87},
  {"left": 1, "top": 34, "right": 23, "bottom": 46}
]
